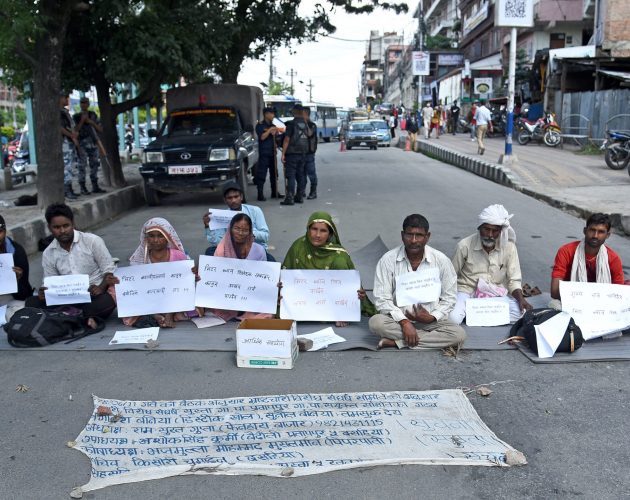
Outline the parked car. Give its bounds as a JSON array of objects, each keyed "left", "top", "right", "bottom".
[
  {"left": 369, "top": 119, "right": 392, "bottom": 147},
  {"left": 346, "top": 121, "right": 378, "bottom": 150}
]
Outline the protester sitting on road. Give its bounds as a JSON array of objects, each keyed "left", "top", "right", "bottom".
[
  {"left": 202, "top": 181, "right": 271, "bottom": 259},
  {"left": 449, "top": 204, "right": 532, "bottom": 325},
  {"left": 282, "top": 211, "right": 374, "bottom": 327},
  {"left": 113, "top": 217, "right": 200, "bottom": 328},
  {"left": 209, "top": 213, "right": 274, "bottom": 322},
  {"left": 369, "top": 214, "right": 466, "bottom": 350},
  {"left": 0, "top": 214, "right": 33, "bottom": 318},
  {"left": 549, "top": 213, "right": 626, "bottom": 308},
  {"left": 26, "top": 203, "right": 117, "bottom": 324}
]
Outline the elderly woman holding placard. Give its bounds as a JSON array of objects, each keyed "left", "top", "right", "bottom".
[{"left": 282, "top": 211, "right": 374, "bottom": 327}]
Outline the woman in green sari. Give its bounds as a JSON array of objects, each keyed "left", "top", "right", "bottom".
[{"left": 282, "top": 211, "right": 375, "bottom": 326}]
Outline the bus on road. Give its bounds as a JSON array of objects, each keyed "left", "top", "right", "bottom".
[{"left": 304, "top": 102, "right": 338, "bottom": 142}]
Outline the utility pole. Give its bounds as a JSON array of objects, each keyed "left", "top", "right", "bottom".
[
  {"left": 268, "top": 46, "right": 274, "bottom": 89},
  {"left": 287, "top": 69, "right": 297, "bottom": 95},
  {"left": 306, "top": 79, "right": 314, "bottom": 101}
]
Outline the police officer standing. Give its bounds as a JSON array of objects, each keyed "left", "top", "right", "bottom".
[
  {"left": 302, "top": 105, "right": 318, "bottom": 200},
  {"left": 254, "top": 107, "right": 280, "bottom": 201},
  {"left": 280, "top": 104, "right": 311, "bottom": 206},
  {"left": 73, "top": 97, "right": 106, "bottom": 194},
  {"left": 60, "top": 92, "right": 80, "bottom": 200}
]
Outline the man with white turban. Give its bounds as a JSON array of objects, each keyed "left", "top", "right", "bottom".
[{"left": 449, "top": 204, "right": 532, "bottom": 324}]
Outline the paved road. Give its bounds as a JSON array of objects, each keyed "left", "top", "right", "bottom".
[{"left": 3, "top": 143, "right": 629, "bottom": 499}]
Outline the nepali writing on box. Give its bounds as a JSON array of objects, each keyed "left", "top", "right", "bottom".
[
  {"left": 560, "top": 281, "right": 630, "bottom": 340},
  {"left": 280, "top": 269, "right": 361, "bottom": 322},
  {"left": 195, "top": 255, "right": 280, "bottom": 314},
  {"left": 114, "top": 260, "right": 195, "bottom": 318}
]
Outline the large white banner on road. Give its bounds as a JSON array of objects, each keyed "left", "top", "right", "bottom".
[{"left": 72, "top": 390, "right": 525, "bottom": 494}]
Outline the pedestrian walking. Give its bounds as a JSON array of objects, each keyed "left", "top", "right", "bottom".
[
  {"left": 388, "top": 114, "right": 396, "bottom": 139},
  {"left": 450, "top": 100, "right": 460, "bottom": 135},
  {"left": 430, "top": 105, "right": 441, "bottom": 139},
  {"left": 280, "top": 104, "right": 311, "bottom": 206},
  {"left": 422, "top": 102, "right": 433, "bottom": 139},
  {"left": 468, "top": 101, "right": 478, "bottom": 141},
  {"left": 60, "top": 92, "right": 80, "bottom": 200},
  {"left": 474, "top": 100, "right": 493, "bottom": 155},
  {"left": 406, "top": 117, "right": 418, "bottom": 150},
  {"left": 302, "top": 106, "right": 318, "bottom": 200},
  {"left": 254, "top": 107, "right": 281, "bottom": 201},
  {"left": 73, "top": 97, "right": 106, "bottom": 195}
]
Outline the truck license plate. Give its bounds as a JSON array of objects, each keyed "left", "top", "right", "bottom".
[{"left": 168, "top": 165, "right": 202, "bottom": 175}]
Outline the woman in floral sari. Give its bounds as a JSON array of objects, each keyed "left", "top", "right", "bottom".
[{"left": 282, "top": 211, "right": 375, "bottom": 327}]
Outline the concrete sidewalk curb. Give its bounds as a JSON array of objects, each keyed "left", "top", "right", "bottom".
[
  {"left": 7, "top": 184, "right": 144, "bottom": 255},
  {"left": 398, "top": 139, "right": 630, "bottom": 236}
]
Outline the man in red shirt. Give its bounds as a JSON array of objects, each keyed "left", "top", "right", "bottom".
[{"left": 550, "top": 213, "right": 625, "bottom": 302}]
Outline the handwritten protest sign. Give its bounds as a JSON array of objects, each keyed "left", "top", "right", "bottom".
[
  {"left": 114, "top": 260, "right": 195, "bottom": 317},
  {"left": 465, "top": 298, "right": 510, "bottom": 327},
  {"left": 208, "top": 209, "right": 241, "bottom": 230},
  {"left": 560, "top": 281, "right": 630, "bottom": 340},
  {"left": 44, "top": 274, "right": 91, "bottom": 305},
  {"left": 72, "top": 390, "right": 524, "bottom": 493},
  {"left": 195, "top": 255, "right": 280, "bottom": 314},
  {"left": 109, "top": 328, "right": 160, "bottom": 345},
  {"left": 395, "top": 268, "right": 441, "bottom": 306},
  {"left": 0, "top": 253, "right": 17, "bottom": 295},
  {"left": 280, "top": 269, "right": 360, "bottom": 322}
]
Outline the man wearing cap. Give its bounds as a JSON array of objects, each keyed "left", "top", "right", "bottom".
[
  {"left": 201, "top": 181, "right": 271, "bottom": 258},
  {"left": 449, "top": 204, "right": 532, "bottom": 325},
  {"left": 60, "top": 92, "right": 80, "bottom": 200},
  {"left": 73, "top": 97, "right": 106, "bottom": 195},
  {"left": 280, "top": 104, "right": 312, "bottom": 205},
  {"left": 254, "top": 107, "right": 281, "bottom": 201}
]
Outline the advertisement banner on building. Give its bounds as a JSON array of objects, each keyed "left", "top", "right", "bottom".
[
  {"left": 438, "top": 54, "right": 464, "bottom": 66},
  {"left": 463, "top": 0, "right": 488, "bottom": 37},
  {"left": 412, "top": 51, "right": 431, "bottom": 76},
  {"left": 474, "top": 78, "right": 493, "bottom": 97},
  {"left": 495, "top": 0, "right": 534, "bottom": 27}
]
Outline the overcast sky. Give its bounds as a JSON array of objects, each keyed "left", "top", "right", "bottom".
[{"left": 238, "top": 1, "right": 417, "bottom": 108}]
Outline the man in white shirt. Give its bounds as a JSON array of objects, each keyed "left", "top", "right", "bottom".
[
  {"left": 450, "top": 204, "right": 532, "bottom": 324},
  {"left": 473, "top": 100, "right": 493, "bottom": 155},
  {"left": 26, "top": 203, "right": 117, "bottom": 320},
  {"left": 369, "top": 214, "right": 466, "bottom": 349},
  {"left": 421, "top": 102, "right": 433, "bottom": 139}
]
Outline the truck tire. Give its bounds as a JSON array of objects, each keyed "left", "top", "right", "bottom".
[
  {"left": 143, "top": 181, "right": 161, "bottom": 206},
  {"left": 237, "top": 162, "right": 248, "bottom": 203}
]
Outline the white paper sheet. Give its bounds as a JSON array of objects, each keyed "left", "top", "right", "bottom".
[
  {"left": 114, "top": 260, "right": 195, "bottom": 317},
  {"left": 0, "top": 253, "right": 18, "bottom": 295},
  {"left": 560, "top": 281, "right": 630, "bottom": 340},
  {"left": 208, "top": 209, "right": 242, "bottom": 230},
  {"left": 109, "top": 327, "right": 160, "bottom": 345},
  {"left": 465, "top": 297, "right": 511, "bottom": 327},
  {"left": 534, "top": 311, "right": 571, "bottom": 358},
  {"left": 280, "top": 269, "right": 361, "bottom": 322},
  {"left": 272, "top": 117, "right": 286, "bottom": 132},
  {"left": 43, "top": 274, "right": 91, "bottom": 305},
  {"left": 297, "top": 327, "right": 346, "bottom": 351},
  {"left": 195, "top": 255, "right": 280, "bottom": 313},
  {"left": 191, "top": 314, "right": 227, "bottom": 329},
  {"left": 0, "top": 305, "right": 7, "bottom": 327},
  {"left": 395, "top": 267, "right": 441, "bottom": 306}
]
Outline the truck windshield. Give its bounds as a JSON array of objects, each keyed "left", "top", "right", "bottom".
[{"left": 163, "top": 109, "right": 239, "bottom": 137}]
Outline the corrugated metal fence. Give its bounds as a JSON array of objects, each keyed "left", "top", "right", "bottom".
[{"left": 555, "top": 89, "right": 630, "bottom": 141}]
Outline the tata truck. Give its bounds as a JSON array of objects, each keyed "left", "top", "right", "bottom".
[{"left": 140, "top": 84, "right": 263, "bottom": 205}]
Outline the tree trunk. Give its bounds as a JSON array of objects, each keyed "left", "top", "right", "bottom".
[{"left": 95, "top": 78, "right": 126, "bottom": 188}]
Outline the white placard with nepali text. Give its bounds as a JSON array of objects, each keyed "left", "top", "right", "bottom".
[
  {"left": 0, "top": 253, "right": 17, "bottom": 294},
  {"left": 195, "top": 255, "right": 280, "bottom": 314},
  {"left": 560, "top": 281, "right": 630, "bottom": 340},
  {"left": 395, "top": 267, "right": 441, "bottom": 307},
  {"left": 465, "top": 297, "right": 511, "bottom": 327},
  {"left": 43, "top": 274, "right": 91, "bottom": 305},
  {"left": 114, "top": 260, "right": 195, "bottom": 317},
  {"left": 280, "top": 269, "right": 361, "bottom": 322},
  {"left": 208, "top": 209, "right": 242, "bottom": 230}
]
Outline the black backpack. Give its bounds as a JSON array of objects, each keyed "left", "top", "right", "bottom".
[
  {"left": 3, "top": 307, "right": 105, "bottom": 348},
  {"left": 287, "top": 119, "right": 309, "bottom": 154},
  {"left": 509, "top": 308, "right": 584, "bottom": 355}
]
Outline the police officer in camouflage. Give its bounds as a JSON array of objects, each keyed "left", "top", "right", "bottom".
[
  {"left": 280, "top": 104, "right": 313, "bottom": 206},
  {"left": 60, "top": 92, "right": 80, "bottom": 200},
  {"left": 73, "top": 97, "right": 106, "bottom": 194}
]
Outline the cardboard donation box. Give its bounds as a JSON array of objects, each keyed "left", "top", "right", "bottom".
[{"left": 236, "top": 319, "right": 298, "bottom": 369}]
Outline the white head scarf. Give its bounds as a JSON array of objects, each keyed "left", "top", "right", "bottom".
[
  {"left": 129, "top": 217, "right": 186, "bottom": 265},
  {"left": 478, "top": 204, "right": 516, "bottom": 248}
]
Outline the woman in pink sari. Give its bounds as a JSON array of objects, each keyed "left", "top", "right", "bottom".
[
  {"left": 210, "top": 213, "right": 273, "bottom": 321},
  {"left": 116, "top": 217, "right": 199, "bottom": 327}
]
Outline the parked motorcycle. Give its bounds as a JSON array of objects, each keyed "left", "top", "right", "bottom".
[
  {"left": 601, "top": 130, "right": 630, "bottom": 170},
  {"left": 516, "top": 112, "right": 561, "bottom": 147},
  {"left": 11, "top": 148, "right": 30, "bottom": 184}
]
